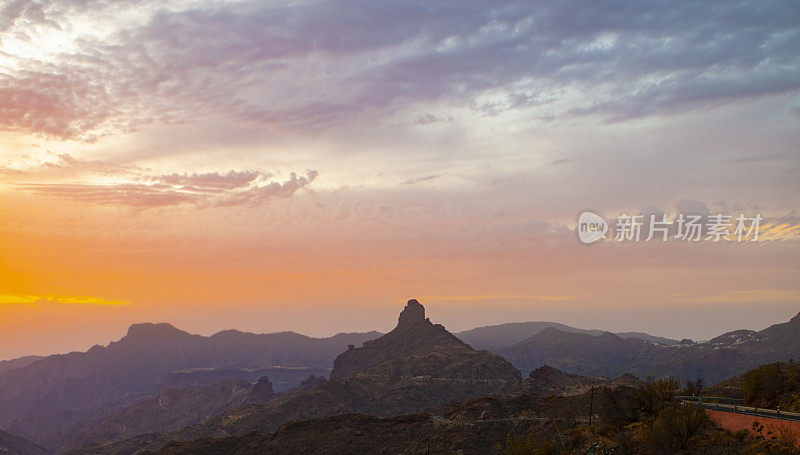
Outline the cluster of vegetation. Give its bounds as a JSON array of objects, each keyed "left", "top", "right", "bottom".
[
  {"left": 682, "top": 377, "right": 705, "bottom": 397},
  {"left": 502, "top": 377, "right": 799, "bottom": 454},
  {"left": 742, "top": 362, "right": 800, "bottom": 413}
]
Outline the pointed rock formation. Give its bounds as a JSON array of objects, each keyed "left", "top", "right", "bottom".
[
  {"left": 397, "top": 299, "right": 427, "bottom": 329},
  {"left": 252, "top": 376, "right": 275, "bottom": 402},
  {"left": 330, "top": 299, "right": 520, "bottom": 382}
]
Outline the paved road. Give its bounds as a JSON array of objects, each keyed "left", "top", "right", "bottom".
[{"left": 684, "top": 400, "right": 800, "bottom": 422}]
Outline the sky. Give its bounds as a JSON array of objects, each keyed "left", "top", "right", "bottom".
[{"left": 0, "top": 0, "right": 799, "bottom": 360}]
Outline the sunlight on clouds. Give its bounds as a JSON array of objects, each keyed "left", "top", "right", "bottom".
[
  {"left": 423, "top": 294, "right": 577, "bottom": 303},
  {"left": 0, "top": 294, "right": 130, "bottom": 306},
  {"left": 758, "top": 222, "right": 800, "bottom": 242},
  {"left": 669, "top": 290, "right": 800, "bottom": 304}
]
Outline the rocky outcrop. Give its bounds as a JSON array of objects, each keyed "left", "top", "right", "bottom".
[
  {"left": 331, "top": 299, "right": 520, "bottom": 383},
  {"left": 252, "top": 376, "right": 274, "bottom": 402},
  {"left": 397, "top": 298, "right": 427, "bottom": 328},
  {"left": 523, "top": 365, "right": 640, "bottom": 396}
]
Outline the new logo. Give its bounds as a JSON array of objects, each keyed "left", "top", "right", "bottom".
[{"left": 577, "top": 211, "right": 609, "bottom": 244}]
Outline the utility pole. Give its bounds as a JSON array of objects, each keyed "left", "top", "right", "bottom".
[{"left": 588, "top": 381, "right": 595, "bottom": 427}]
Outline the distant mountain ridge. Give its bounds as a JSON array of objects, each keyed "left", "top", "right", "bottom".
[
  {"left": 455, "top": 321, "right": 678, "bottom": 351},
  {"left": 502, "top": 311, "right": 800, "bottom": 383},
  {"left": 0, "top": 355, "right": 44, "bottom": 373},
  {"left": 0, "top": 323, "right": 380, "bottom": 449}
]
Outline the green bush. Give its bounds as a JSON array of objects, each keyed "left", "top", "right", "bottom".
[
  {"left": 642, "top": 403, "right": 708, "bottom": 451},
  {"left": 742, "top": 363, "right": 800, "bottom": 412},
  {"left": 636, "top": 376, "right": 681, "bottom": 416}
]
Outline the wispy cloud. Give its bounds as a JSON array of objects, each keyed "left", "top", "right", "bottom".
[
  {"left": 7, "top": 154, "right": 317, "bottom": 207},
  {"left": 400, "top": 174, "right": 440, "bottom": 185},
  {"left": 18, "top": 171, "right": 317, "bottom": 207},
  {"left": 424, "top": 294, "right": 577, "bottom": 302},
  {"left": 0, "top": 0, "right": 797, "bottom": 140},
  {"left": 670, "top": 290, "right": 800, "bottom": 304},
  {"left": 0, "top": 294, "right": 130, "bottom": 306}
]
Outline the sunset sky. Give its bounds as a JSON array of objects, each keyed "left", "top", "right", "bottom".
[{"left": 1, "top": 0, "right": 799, "bottom": 360}]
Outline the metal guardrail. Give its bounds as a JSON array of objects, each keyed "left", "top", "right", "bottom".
[
  {"left": 677, "top": 396, "right": 800, "bottom": 422},
  {"left": 676, "top": 395, "right": 744, "bottom": 404}
]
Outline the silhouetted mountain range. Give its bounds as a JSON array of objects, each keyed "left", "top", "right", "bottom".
[
  {"left": 455, "top": 322, "right": 678, "bottom": 351},
  {"left": 502, "top": 312, "right": 800, "bottom": 382},
  {"left": 0, "top": 355, "right": 44, "bottom": 374},
  {"left": 1, "top": 303, "right": 797, "bottom": 454},
  {"left": 0, "top": 324, "right": 379, "bottom": 448}
]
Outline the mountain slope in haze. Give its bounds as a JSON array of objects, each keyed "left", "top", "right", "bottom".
[
  {"left": 60, "top": 377, "right": 274, "bottom": 453},
  {"left": 455, "top": 322, "right": 678, "bottom": 352},
  {"left": 0, "top": 355, "right": 44, "bottom": 374},
  {"left": 503, "top": 312, "right": 800, "bottom": 383},
  {"left": 0, "top": 429, "right": 48, "bottom": 455},
  {"left": 0, "top": 324, "right": 380, "bottom": 448},
  {"left": 73, "top": 300, "right": 522, "bottom": 455}
]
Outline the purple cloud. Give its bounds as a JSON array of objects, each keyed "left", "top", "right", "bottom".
[{"left": 0, "top": 0, "right": 796, "bottom": 140}]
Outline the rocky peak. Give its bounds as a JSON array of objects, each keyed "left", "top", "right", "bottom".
[
  {"left": 252, "top": 376, "right": 275, "bottom": 401},
  {"left": 124, "top": 323, "right": 187, "bottom": 341},
  {"left": 330, "top": 299, "right": 520, "bottom": 383},
  {"left": 396, "top": 299, "right": 428, "bottom": 329}
]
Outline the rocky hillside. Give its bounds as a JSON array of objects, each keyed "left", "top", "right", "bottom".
[
  {"left": 146, "top": 376, "right": 642, "bottom": 455},
  {"left": 148, "top": 413, "right": 529, "bottom": 455},
  {"left": 522, "top": 364, "right": 640, "bottom": 396}
]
